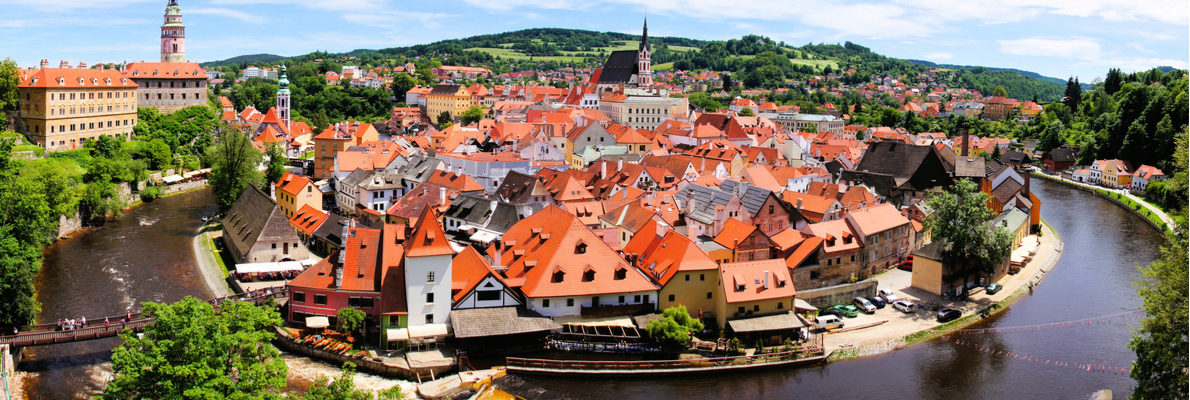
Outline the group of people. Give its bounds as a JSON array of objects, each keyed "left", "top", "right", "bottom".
[
  {"left": 57, "top": 313, "right": 132, "bottom": 331},
  {"left": 235, "top": 270, "right": 298, "bottom": 282}
]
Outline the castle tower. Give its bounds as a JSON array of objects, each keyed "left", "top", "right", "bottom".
[
  {"left": 277, "top": 65, "right": 291, "bottom": 132},
  {"left": 637, "top": 18, "right": 652, "bottom": 88},
  {"left": 160, "top": 0, "right": 186, "bottom": 63}
]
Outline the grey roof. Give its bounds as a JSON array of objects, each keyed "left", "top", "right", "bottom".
[
  {"left": 598, "top": 50, "right": 640, "bottom": 85},
  {"left": 674, "top": 184, "right": 734, "bottom": 224},
  {"left": 450, "top": 307, "right": 560, "bottom": 339},
  {"left": 429, "top": 84, "right": 461, "bottom": 96},
  {"left": 443, "top": 194, "right": 496, "bottom": 225},
  {"left": 727, "top": 312, "right": 806, "bottom": 333},
  {"left": 954, "top": 156, "right": 986, "bottom": 178},
  {"left": 494, "top": 170, "right": 538, "bottom": 204},
  {"left": 912, "top": 240, "right": 948, "bottom": 261},
  {"left": 222, "top": 186, "right": 297, "bottom": 259},
  {"left": 991, "top": 208, "right": 1029, "bottom": 232},
  {"left": 1046, "top": 145, "right": 1076, "bottom": 163},
  {"left": 338, "top": 168, "right": 371, "bottom": 190},
  {"left": 1001, "top": 151, "right": 1030, "bottom": 165},
  {"left": 398, "top": 154, "right": 442, "bottom": 183},
  {"left": 312, "top": 213, "right": 349, "bottom": 247},
  {"left": 719, "top": 180, "right": 773, "bottom": 217}
]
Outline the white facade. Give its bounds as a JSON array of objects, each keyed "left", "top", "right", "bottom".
[
  {"left": 526, "top": 289, "right": 658, "bottom": 318},
  {"left": 359, "top": 185, "right": 403, "bottom": 212},
  {"left": 243, "top": 66, "right": 263, "bottom": 79},
  {"left": 453, "top": 276, "right": 521, "bottom": 309},
  {"left": 404, "top": 253, "right": 454, "bottom": 326}
]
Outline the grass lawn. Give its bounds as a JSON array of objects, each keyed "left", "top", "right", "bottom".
[
  {"left": 653, "top": 62, "right": 674, "bottom": 71},
  {"left": 20, "top": 156, "right": 87, "bottom": 179},
  {"left": 468, "top": 40, "right": 698, "bottom": 64},
  {"left": 12, "top": 144, "right": 45, "bottom": 157}
]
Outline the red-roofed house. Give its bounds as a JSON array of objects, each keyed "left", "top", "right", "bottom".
[
  {"left": 844, "top": 203, "right": 913, "bottom": 275},
  {"left": 286, "top": 226, "right": 384, "bottom": 328},
  {"left": 1131, "top": 164, "right": 1166, "bottom": 193},
  {"left": 451, "top": 247, "right": 520, "bottom": 309},
  {"left": 715, "top": 259, "right": 796, "bottom": 330},
  {"left": 275, "top": 172, "right": 321, "bottom": 219},
  {"left": 402, "top": 209, "right": 456, "bottom": 338},
  {"left": 622, "top": 222, "right": 720, "bottom": 323}
]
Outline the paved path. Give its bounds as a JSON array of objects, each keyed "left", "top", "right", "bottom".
[
  {"left": 1033, "top": 170, "right": 1175, "bottom": 230},
  {"left": 192, "top": 225, "right": 233, "bottom": 297}
]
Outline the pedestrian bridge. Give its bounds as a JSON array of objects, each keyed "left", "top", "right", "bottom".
[{"left": 0, "top": 287, "right": 288, "bottom": 348}]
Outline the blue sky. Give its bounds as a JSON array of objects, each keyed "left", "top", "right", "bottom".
[{"left": 2, "top": 0, "right": 1186, "bottom": 81}]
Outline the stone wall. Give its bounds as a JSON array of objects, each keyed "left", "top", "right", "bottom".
[
  {"left": 57, "top": 212, "right": 83, "bottom": 238},
  {"left": 797, "top": 280, "right": 878, "bottom": 309},
  {"left": 159, "top": 180, "right": 209, "bottom": 196}
]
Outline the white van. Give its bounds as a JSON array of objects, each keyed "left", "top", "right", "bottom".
[{"left": 814, "top": 314, "right": 844, "bottom": 330}]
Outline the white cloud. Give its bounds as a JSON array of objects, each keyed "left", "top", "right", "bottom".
[
  {"left": 998, "top": 37, "right": 1102, "bottom": 60},
  {"left": 187, "top": 8, "right": 264, "bottom": 24},
  {"left": 925, "top": 52, "right": 953, "bottom": 61}
]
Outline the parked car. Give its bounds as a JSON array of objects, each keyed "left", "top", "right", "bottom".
[
  {"left": 853, "top": 297, "right": 876, "bottom": 314},
  {"left": 813, "top": 314, "right": 845, "bottom": 330},
  {"left": 821, "top": 308, "right": 844, "bottom": 319},
  {"left": 867, "top": 296, "right": 887, "bottom": 308},
  {"left": 897, "top": 256, "right": 914, "bottom": 271},
  {"left": 986, "top": 283, "right": 1003, "bottom": 295},
  {"left": 937, "top": 308, "right": 962, "bottom": 323},
  {"left": 878, "top": 289, "right": 902, "bottom": 304},
  {"left": 892, "top": 300, "right": 916, "bottom": 313},
  {"left": 828, "top": 305, "right": 859, "bottom": 318}
]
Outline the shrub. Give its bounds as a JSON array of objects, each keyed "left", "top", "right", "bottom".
[{"left": 140, "top": 186, "right": 160, "bottom": 202}]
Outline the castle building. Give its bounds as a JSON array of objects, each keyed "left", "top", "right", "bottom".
[
  {"left": 594, "top": 20, "right": 653, "bottom": 94},
  {"left": 161, "top": 0, "right": 186, "bottom": 63},
  {"left": 17, "top": 62, "right": 139, "bottom": 152}
]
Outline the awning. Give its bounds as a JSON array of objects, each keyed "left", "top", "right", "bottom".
[
  {"left": 386, "top": 328, "right": 409, "bottom": 342},
  {"left": 727, "top": 312, "right": 807, "bottom": 333},
  {"left": 408, "top": 324, "right": 449, "bottom": 339},
  {"left": 305, "top": 316, "right": 329, "bottom": 329},
  {"left": 162, "top": 175, "right": 183, "bottom": 184},
  {"left": 234, "top": 261, "right": 305, "bottom": 275},
  {"left": 469, "top": 230, "right": 500, "bottom": 243},
  {"left": 794, "top": 298, "right": 818, "bottom": 312}
]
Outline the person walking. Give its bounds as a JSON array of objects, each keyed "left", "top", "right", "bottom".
[{"left": 104, "top": 317, "right": 110, "bottom": 327}]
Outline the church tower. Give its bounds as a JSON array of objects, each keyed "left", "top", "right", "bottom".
[
  {"left": 160, "top": 0, "right": 186, "bottom": 63},
  {"left": 276, "top": 65, "right": 291, "bottom": 132},
  {"left": 636, "top": 19, "right": 652, "bottom": 88}
]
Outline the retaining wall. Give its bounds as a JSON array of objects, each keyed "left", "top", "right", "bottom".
[
  {"left": 272, "top": 328, "right": 453, "bottom": 381},
  {"left": 798, "top": 280, "right": 878, "bottom": 309}
]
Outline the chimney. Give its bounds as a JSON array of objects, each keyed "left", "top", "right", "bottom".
[
  {"left": 763, "top": 270, "right": 770, "bottom": 289},
  {"left": 795, "top": 198, "right": 803, "bottom": 209},
  {"left": 40, "top": 59, "right": 48, "bottom": 69},
  {"left": 59, "top": 60, "right": 69, "bottom": 68},
  {"left": 1023, "top": 171, "right": 1031, "bottom": 197},
  {"left": 333, "top": 263, "right": 343, "bottom": 289},
  {"left": 439, "top": 187, "right": 447, "bottom": 204},
  {"left": 617, "top": 158, "right": 623, "bottom": 172},
  {"left": 601, "top": 161, "right": 607, "bottom": 179},
  {"left": 78, "top": 62, "right": 86, "bottom": 69},
  {"left": 961, "top": 128, "right": 969, "bottom": 157}
]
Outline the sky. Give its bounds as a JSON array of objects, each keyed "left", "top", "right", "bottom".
[{"left": 1, "top": 0, "right": 1187, "bottom": 81}]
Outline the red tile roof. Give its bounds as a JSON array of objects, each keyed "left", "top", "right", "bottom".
[
  {"left": 406, "top": 208, "right": 455, "bottom": 258},
  {"left": 451, "top": 246, "right": 501, "bottom": 302},
  {"left": 20, "top": 68, "right": 136, "bottom": 88},
  {"left": 719, "top": 260, "right": 796, "bottom": 303},
  {"left": 275, "top": 172, "right": 313, "bottom": 197},
  {"left": 713, "top": 218, "right": 756, "bottom": 250},
  {"left": 289, "top": 205, "right": 328, "bottom": 235}
]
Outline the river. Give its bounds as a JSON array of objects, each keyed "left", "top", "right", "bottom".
[
  {"left": 512, "top": 178, "right": 1163, "bottom": 399},
  {"left": 19, "top": 179, "right": 1163, "bottom": 399}
]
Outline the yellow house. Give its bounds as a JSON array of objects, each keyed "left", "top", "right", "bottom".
[
  {"left": 17, "top": 67, "right": 139, "bottom": 152},
  {"left": 714, "top": 259, "right": 796, "bottom": 329},
  {"left": 425, "top": 84, "right": 473, "bottom": 122},
  {"left": 1098, "top": 159, "right": 1132, "bottom": 189},
  {"left": 623, "top": 223, "right": 723, "bottom": 323},
  {"left": 275, "top": 172, "right": 321, "bottom": 219}
]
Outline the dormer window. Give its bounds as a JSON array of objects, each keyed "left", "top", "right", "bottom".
[
  {"left": 614, "top": 266, "right": 627, "bottom": 280},
  {"left": 582, "top": 266, "right": 595, "bottom": 282},
  {"left": 574, "top": 241, "right": 587, "bottom": 254},
  {"left": 152, "top": 70, "right": 158, "bottom": 76},
  {"left": 551, "top": 269, "right": 565, "bottom": 283},
  {"left": 78, "top": 78, "right": 85, "bottom": 85}
]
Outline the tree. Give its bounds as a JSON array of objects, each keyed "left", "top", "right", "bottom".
[
  {"left": 264, "top": 143, "right": 287, "bottom": 187},
  {"left": 738, "top": 107, "right": 755, "bottom": 116},
  {"left": 1129, "top": 220, "right": 1188, "bottom": 399},
  {"left": 1064, "top": 77, "right": 1082, "bottom": 110},
  {"left": 391, "top": 73, "right": 416, "bottom": 103},
  {"left": 922, "top": 179, "right": 1014, "bottom": 289},
  {"left": 100, "top": 297, "right": 288, "bottom": 400},
  {"left": 336, "top": 307, "right": 366, "bottom": 335},
  {"left": 87, "top": 135, "right": 126, "bottom": 160},
  {"left": 721, "top": 73, "right": 733, "bottom": 90},
  {"left": 1036, "top": 120, "right": 1065, "bottom": 153},
  {"left": 646, "top": 305, "right": 704, "bottom": 346},
  {"left": 0, "top": 232, "right": 41, "bottom": 332},
  {"left": 436, "top": 111, "right": 452, "bottom": 128},
  {"left": 295, "top": 362, "right": 374, "bottom": 400},
  {"left": 1104, "top": 68, "right": 1123, "bottom": 95},
  {"left": 207, "top": 126, "right": 262, "bottom": 213},
  {"left": 993, "top": 86, "right": 1008, "bottom": 97},
  {"left": 991, "top": 144, "right": 1001, "bottom": 161},
  {"left": 146, "top": 138, "right": 173, "bottom": 171},
  {"left": 461, "top": 106, "right": 484, "bottom": 126},
  {"left": 0, "top": 58, "right": 18, "bottom": 112}
]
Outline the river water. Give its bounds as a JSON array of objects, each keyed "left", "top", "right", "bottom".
[
  {"left": 19, "top": 179, "right": 1163, "bottom": 399},
  {"left": 513, "top": 178, "right": 1164, "bottom": 399}
]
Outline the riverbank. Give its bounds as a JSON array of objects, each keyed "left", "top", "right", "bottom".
[
  {"left": 827, "top": 221, "right": 1063, "bottom": 361},
  {"left": 1030, "top": 171, "right": 1175, "bottom": 232}
]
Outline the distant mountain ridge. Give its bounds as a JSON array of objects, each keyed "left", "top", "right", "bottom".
[
  {"left": 906, "top": 59, "right": 1091, "bottom": 90},
  {"left": 201, "top": 53, "right": 286, "bottom": 67}
]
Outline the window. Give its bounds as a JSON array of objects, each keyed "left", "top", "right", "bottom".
[
  {"left": 685, "top": 274, "right": 690, "bottom": 282},
  {"left": 314, "top": 294, "right": 327, "bottom": 305},
  {"left": 753, "top": 305, "right": 760, "bottom": 312},
  {"left": 769, "top": 205, "right": 775, "bottom": 214},
  {"left": 426, "top": 293, "right": 434, "bottom": 304},
  {"left": 348, "top": 297, "right": 360, "bottom": 307},
  {"left": 778, "top": 302, "right": 784, "bottom": 309},
  {"left": 643, "top": 294, "right": 649, "bottom": 303},
  {"left": 542, "top": 299, "right": 550, "bottom": 307},
  {"left": 360, "top": 297, "right": 374, "bottom": 308},
  {"left": 425, "top": 314, "right": 433, "bottom": 324},
  {"left": 293, "top": 292, "right": 306, "bottom": 303},
  {"left": 706, "top": 292, "right": 713, "bottom": 299},
  {"left": 618, "top": 295, "right": 625, "bottom": 303},
  {"left": 700, "top": 274, "right": 705, "bottom": 281},
  {"left": 426, "top": 271, "right": 435, "bottom": 283},
  {"left": 737, "top": 306, "right": 745, "bottom": 314},
  {"left": 850, "top": 255, "right": 856, "bottom": 262},
  {"left": 477, "top": 290, "right": 500, "bottom": 301},
  {"left": 668, "top": 294, "right": 675, "bottom": 301},
  {"left": 566, "top": 298, "right": 574, "bottom": 307}
]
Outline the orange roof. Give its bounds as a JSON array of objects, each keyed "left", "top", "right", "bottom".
[
  {"left": 624, "top": 223, "right": 718, "bottom": 286},
  {"left": 406, "top": 209, "right": 455, "bottom": 258},
  {"left": 804, "top": 219, "right": 861, "bottom": 253},
  {"left": 713, "top": 218, "right": 756, "bottom": 250},
  {"left": 719, "top": 260, "right": 796, "bottom": 303},
  {"left": 426, "top": 170, "right": 485, "bottom": 192},
  {"left": 845, "top": 203, "right": 909, "bottom": 237},
  {"left": 784, "top": 236, "right": 824, "bottom": 269},
  {"left": 340, "top": 228, "right": 382, "bottom": 291},
  {"left": 289, "top": 204, "right": 328, "bottom": 235},
  {"left": 380, "top": 224, "right": 407, "bottom": 315},
  {"left": 124, "top": 62, "right": 208, "bottom": 80},
  {"left": 781, "top": 191, "right": 837, "bottom": 223},
  {"left": 19, "top": 68, "right": 136, "bottom": 88},
  {"left": 768, "top": 228, "right": 807, "bottom": 252},
  {"left": 452, "top": 246, "right": 499, "bottom": 302}
]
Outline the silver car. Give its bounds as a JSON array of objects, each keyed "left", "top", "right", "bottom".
[
  {"left": 892, "top": 300, "right": 916, "bottom": 313},
  {"left": 878, "top": 289, "right": 901, "bottom": 303},
  {"left": 853, "top": 297, "right": 876, "bottom": 313}
]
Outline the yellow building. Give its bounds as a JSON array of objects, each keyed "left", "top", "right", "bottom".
[
  {"left": 1098, "top": 159, "right": 1132, "bottom": 189},
  {"left": 17, "top": 66, "right": 139, "bottom": 152},
  {"left": 425, "top": 84, "right": 473, "bottom": 122},
  {"left": 714, "top": 259, "right": 796, "bottom": 329},
  {"left": 275, "top": 172, "right": 321, "bottom": 219}
]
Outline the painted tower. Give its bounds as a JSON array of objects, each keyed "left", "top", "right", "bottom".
[
  {"left": 160, "top": 0, "right": 186, "bottom": 63},
  {"left": 636, "top": 19, "right": 652, "bottom": 88},
  {"left": 277, "top": 65, "right": 291, "bottom": 132}
]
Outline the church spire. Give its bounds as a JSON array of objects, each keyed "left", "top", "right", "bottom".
[{"left": 640, "top": 18, "right": 649, "bottom": 52}]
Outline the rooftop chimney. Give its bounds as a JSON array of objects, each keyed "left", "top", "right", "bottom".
[
  {"left": 40, "top": 59, "right": 48, "bottom": 69},
  {"left": 796, "top": 198, "right": 803, "bottom": 209},
  {"left": 59, "top": 60, "right": 69, "bottom": 68},
  {"left": 439, "top": 187, "right": 447, "bottom": 205},
  {"left": 763, "top": 270, "right": 770, "bottom": 289},
  {"left": 601, "top": 161, "right": 607, "bottom": 179},
  {"left": 78, "top": 62, "right": 86, "bottom": 69},
  {"left": 961, "top": 128, "right": 970, "bottom": 157}
]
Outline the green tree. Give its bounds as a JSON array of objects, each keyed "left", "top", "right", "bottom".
[
  {"left": 78, "top": 181, "right": 118, "bottom": 223},
  {"left": 264, "top": 143, "right": 287, "bottom": 187},
  {"left": 0, "top": 232, "right": 41, "bottom": 332},
  {"left": 1104, "top": 68, "right": 1123, "bottom": 95},
  {"left": 0, "top": 58, "right": 18, "bottom": 111},
  {"left": 738, "top": 107, "right": 755, "bottom": 116},
  {"left": 461, "top": 106, "right": 484, "bottom": 126},
  {"left": 100, "top": 297, "right": 288, "bottom": 400},
  {"left": 646, "top": 305, "right": 704, "bottom": 346},
  {"left": 147, "top": 138, "right": 173, "bottom": 171},
  {"left": 1129, "top": 220, "right": 1188, "bottom": 399},
  {"left": 992, "top": 86, "right": 1008, "bottom": 97},
  {"left": 436, "top": 111, "right": 453, "bottom": 128},
  {"left": 87, "top": 135, "right": 126, "bottom": 160},
  {"left": 922, "top": 179, "right": 1014, "bottom": 287},
  {"left": 1064, "top": 77, "right": 1082, "bottom": 110},
  {"left": 207, "top": 126, "right": 262, "bottom": 213},
  {"left": 336, "top": 307, "right": 366, "bottom": 335},
  {"left": 391, "top": 73, "right": 416, "bottom": 104},
  {"left": 1036, "top": 120, "right": 1065, "bottom": 153},
  {"left": 295, "top": 362, "right": 373, "bottom": 400},
  {"left": 991, "top": 144, "right": 1001, "bottom": 161}
]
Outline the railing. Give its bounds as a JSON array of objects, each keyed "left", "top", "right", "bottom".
[
  {"left": 508, "top": 343, "right": 825, "bottom": 371},
  {"left": 0, "top": 286, "right": 287, "bottom": 347}
]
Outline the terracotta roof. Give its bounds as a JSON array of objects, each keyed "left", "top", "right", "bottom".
[
  {"left": 452, "top": 246, "right": 497, "bottom": 302},
  {"left": 20, "top": 68, "right": 136, "bottom": 88},
  {"left": 713, "top": 218, "right": 756, "bottom": 249},
  {"left": 275, "top": 172, "right": 313, "bottom": 197},
  {"left": 426, "top": 170, "right": 485, "bottom": 192},
  {"left": 340, "top": 228, "right": 382, "bottom": 291},
  {"left": 784, "top": 236, "right": 824, "bottom": 269},
  {"left": 380, "top": 224, "right": 408, "bottom": 315},
  {"left": 719, "top": 260, "right": 796, "bottom": 303},
  {"left": 625, "top": 223, "right": 719, "bottom": 286},
  {"left": 289, "top": 205, "right": 328, "bottom": 236},
  {"left": 768, "top": 228, "right": 807, "bottom": 252},
  {"left": 406, "top": 208, "right": 456, "bottom": 257},
  {"left": 804, "top": 219, "right": 861, "bottom": 253},
  {"left": 845, "top": 203, "right": 909, "bottom": 237}
]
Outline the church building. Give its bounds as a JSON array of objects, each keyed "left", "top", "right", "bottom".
[{"left": 594, "top": 20, "right": 654, "bottom": 94}]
